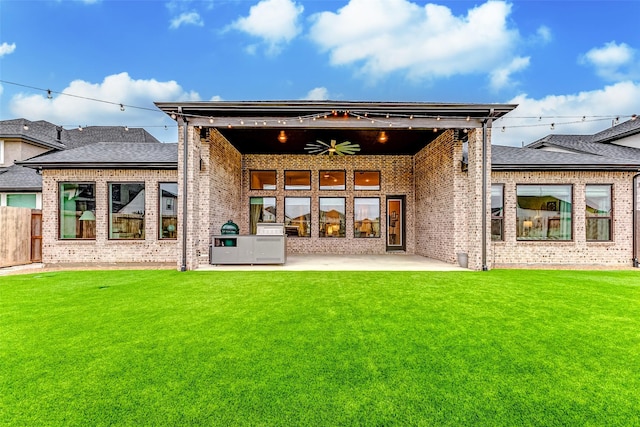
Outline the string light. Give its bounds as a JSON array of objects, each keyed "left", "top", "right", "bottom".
[{"left": 1, "top": 79, "right": 637, "bottom": 134}]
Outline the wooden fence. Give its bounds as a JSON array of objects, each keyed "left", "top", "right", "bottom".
[{"left": 0, "top": 206, "right": 39, "bottom": 268}]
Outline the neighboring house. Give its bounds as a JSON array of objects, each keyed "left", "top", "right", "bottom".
[
  {"left": 16, "top": 101, "right": 640, "bottom": 271},
  {"left": 0, "top": 118, "right": 160, "bottom": 209},
  {"left": 491, "top": 117, "right": 640, "bottom": 268}
]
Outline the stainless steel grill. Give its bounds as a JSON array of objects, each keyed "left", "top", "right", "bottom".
[{"left": 256, "top": 223, "right": 285, "bottom": 235}]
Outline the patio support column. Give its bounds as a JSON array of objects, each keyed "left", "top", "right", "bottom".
[
  {"left": 481, "top": 118, "right": 489, "bottom": 271},
  {"left": 180, "top": 112, "right": 188, "bottom": 272}
]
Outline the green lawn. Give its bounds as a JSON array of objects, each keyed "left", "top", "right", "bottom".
[{"left": 1, "top": 270, "right": 639, "bottom": 426}]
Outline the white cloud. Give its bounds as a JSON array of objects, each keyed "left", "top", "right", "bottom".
[
  {"left": 230, "top": 0, "right": 304, "bottom": 55},
  {"left": 301, "top": 87, "right": 329, "bottom": 100},
  {"left": 534, "top": 25, "right": 552, "bottom": 44},
  {"left": 308, "top": 0, "right": 527, "bottom": 88},
  {"left": 489, "top": 56, "right": 530, "bottom": 91},
  {"left": 0, "top": 42, "right": 16, "bottom": 57},
  {"left": 580, "top": 41, "right": 639, "bottom": 81},
  {"left": 170, "top": 11, "right": 204, "bottom": 29},
  {"left": 492, "top": 81, "right": 640, "bottom": 147},
  {"left": 210, "top": 95, "right": 223, "bottom": 101},
  {"left": 0, "top": 84, "right": 3, "bottom": 96},
  {"left": 9, "top": 72, "right": 201, "bottom": 142}
]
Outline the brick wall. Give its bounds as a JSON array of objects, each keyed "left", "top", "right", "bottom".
[
  {"left": 41, "top": 168, "right": 179, "bottom": 265},
  {"left": 491, "top": 170, "right": 636, "bottom": 267},
  {"left": 240, "top": 153, "right": 414, "bottom": 256}
]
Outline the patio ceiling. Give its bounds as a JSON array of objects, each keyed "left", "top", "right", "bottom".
[{"left": 155, "top": 101, "right": 517, "bottom": 155}]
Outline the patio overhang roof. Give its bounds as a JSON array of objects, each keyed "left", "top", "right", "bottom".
[{"left": 155, "top": 101, "right": 517, "bottom": 155}]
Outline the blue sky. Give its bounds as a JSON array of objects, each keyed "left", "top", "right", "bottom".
[{"left": 1, "top": 0, "right": 639, "bottom": 146}]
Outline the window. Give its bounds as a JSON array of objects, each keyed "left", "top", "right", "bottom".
[
  {"left": 319, "top": 198, "right": 345, "bottom": 237},
  {"left": 284, "top": 197, "right": 310, "bottom": 237},
  {"left": 354, "top": 198, "right": 380, "bottom": 238},
  {"left": 0, "top": 140, "right": 4, "bottom": 165},
  {"left": 517, "top": 185, "right": 572, "bottom": 240},
  {"left": 586, "top": 184, "right": 612, "bottom": 241},
  {"left": 59, "top": 183, "right": 96, "bottom": 239},
  {"left": 7, "top": 194, "right": 37, "bottom": 209},
  {"left": 250, "top": 197, "right": 277, "bottom": 234},
  {"left": 159, "top": 182, "right": 178, "bottom": 239},
  {"left": 285, "top": 171, "right": 311, "bottom": 190},
  {"left": 250, "top": 170, "right": 276, "bottom": 190},
  {"left": 355, "top": 171, "right": 380, "bottom": 190},
  {"left": 109, "top": 183, "right": 145, "bottom": 239},
  {"left": 319, "top": 170, "right": 346, "bottom": 190},
  {"left": 491, "top": 184, "right": 504, "bottom": 241}
]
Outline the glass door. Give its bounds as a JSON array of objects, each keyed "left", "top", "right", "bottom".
[{"left": 386, "top": 196, "right": 405, "bottom": 251}]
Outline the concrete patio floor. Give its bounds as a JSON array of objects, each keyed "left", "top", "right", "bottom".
[
  {"left": 198, "top": 254, "right": 468, "bottom": 271},
  {"left": 0, "top": 254, "right": 468, "bottom": 275}
]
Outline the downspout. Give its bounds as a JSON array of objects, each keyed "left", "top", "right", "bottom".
[
  {"left": 633, "top": 173, "right": 640, "bottom": 268},
  {"left": 180, "top": 111, "right": 188, "bottom": 272},
  {"left": 481, "top": 115, "right": 490, "bottom": 271}
]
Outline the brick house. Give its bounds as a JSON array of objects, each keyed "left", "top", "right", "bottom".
[
  {"left": 0, "top": 118, "right": 159, "bottom": 209},
  {"left": 17, "top": 101, "right": 640, "bottom": 270}
]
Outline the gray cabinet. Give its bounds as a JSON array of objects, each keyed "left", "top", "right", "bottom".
[{"left": 210, "top": 235, "right": 286, "bottom": 265}]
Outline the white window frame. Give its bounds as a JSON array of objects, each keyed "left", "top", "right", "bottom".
[{"left": 0, "top": 140, "right": 4, "bottom": 165}]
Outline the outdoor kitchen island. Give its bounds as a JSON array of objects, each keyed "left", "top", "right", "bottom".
[{"left": 210, "top": 223, "right": 287, "bottom": 265}]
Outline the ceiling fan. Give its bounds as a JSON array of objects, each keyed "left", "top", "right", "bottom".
[{"left": 304, "top": 139, "right": 361, "bottom": 156}]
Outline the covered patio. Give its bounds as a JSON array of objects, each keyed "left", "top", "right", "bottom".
[{"left": 155, "top": 100, "right": 516, "bottom": 271}]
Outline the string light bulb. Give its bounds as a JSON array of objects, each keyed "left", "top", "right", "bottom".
[
  {"left": 120, "top": 104, "right": 125, "bottom": 112},
  {"left": 550, "top": 123, "right": 555, "bottom": 130},
  {"left": 23, "top": 123, "right": 29, "bottom": 130},
  {"left": 78, "top": 125, "right": 83, "bottom": 131},
  {"left": 47, "top": 89, "right": 52, "bottom": 99},
  {"left": 170, "top": 113, "right": 177, "bottom": 120},
  {"left": 631, "top": 114, "right": 638, "bottom": 121},
  {"left": 124, "top": 126, "right": 129, "bottom": 131}
]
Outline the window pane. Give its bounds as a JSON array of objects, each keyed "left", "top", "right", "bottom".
[
  {"left": 250, "top": 170, "right": 276, "bottom": 190},
  {"left": 319, "top": 171, "right": 346, "bottom": 190},
  {"left": 285, "top": 197, "right": 310, "bottom": 237},
  {"left": 517, "top": 185, "right": 572, "bottom": 240},
  {"left": 319, "top": 198, "right": 345, "bottom": 237},
  {"left": 110, "top": 183, "right": 145, "bottom": 239},
  {"left": 285, "top": 171, "right": 311, "bottom": 190},
  {"left": 354, "top": 198, "right": 380, "bottom": 238},
  {"left": 159, "top": 183, "right": 178, "bottom": 239},
  {"left": 587, "top": 218, "right": 611, "bottom": 241},
  {"left": 355, "top": 171, "right": 380, "bottom": 190},
  {"left": 250, "top": 197, "right": 277, "bottom": 234},
  {"left": 491, "top": 184, "right": 504, "bottom": 241},
  {"left": 586, "top": 185, "right": 612, "bottom": 241},
  {"left": 59, "top": 183, "right": 96, "bottom": 239},
  {"left": 7, "top": 194, "right": 36, "bottom": 208}
]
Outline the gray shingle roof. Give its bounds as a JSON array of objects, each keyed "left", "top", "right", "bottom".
[
  {"left": 526, "top": 118, "right": 640, "bottom": 162},
  {"left": 0, "top": 119, "right": 161, "bottom": 151},
  {"left": 492, "top": 145, "right": 640, "bottom": 171},
  {"left": 18, "top": 143, "right": 178, "bottom": 169},
  {"left": 0, "top": 165, "right": 42, "bottom": 191},
  {"left": 0, "top": 119, "right": 65, "bottom": 150},
  {"left": 63, "top": 126, "right": 161, "bottom": 149}
]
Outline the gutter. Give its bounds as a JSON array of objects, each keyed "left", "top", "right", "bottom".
[
  {"left": 634, "top": 173, "right": 640, "bottom": 268},
  {"left": 180, "top": 111, "right": 188, "bottom": 272}
]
